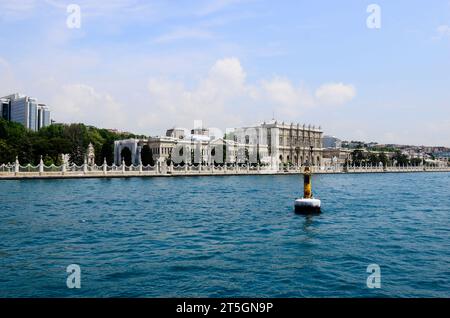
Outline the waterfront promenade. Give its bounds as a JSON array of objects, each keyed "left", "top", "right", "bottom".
[{"left": 0, "top": 159, "right": 449, "bottom": 180}]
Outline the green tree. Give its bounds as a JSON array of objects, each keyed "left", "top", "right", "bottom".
[
  {"left": 0, "top": 140, "right": 15, "bottom": 164},
  {"left": 100, "top": 142, "right": 114, "bottom": 165},
  {"left": 43, "top": 154, "right": 55, "bottom": 166},
  {"left": 392, "top": 151, "right": 409, "bottom": 166},
  {"left": 63, "top": 124, "right": 88, "bottom": 165},
  {"left": 410, "top": 158, "right": 422, "bottom": 166},
  {"left": 378, "top": 152, "right": 388, "bottom": 167},
  {"left": 351, "top": 149, "right": 364, "bottom": 166},
  {"left": 368, "top": 153, "right": 379, "bottom": 165}
]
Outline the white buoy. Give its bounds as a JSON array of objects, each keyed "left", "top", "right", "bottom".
[{"left": 294, "top": 198, "right": 321, "bottom": 214}]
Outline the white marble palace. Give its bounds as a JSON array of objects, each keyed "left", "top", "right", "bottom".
[
  {"left": 233, "top": 120, "right": 324, "bottom": 167},
  {"left": 114, "top": 120, "right": 323, "bottom": 168}
]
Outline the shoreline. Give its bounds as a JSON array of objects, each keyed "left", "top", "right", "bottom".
[{"left": 1, "top": 168, "right": 449, "bottom": 180}]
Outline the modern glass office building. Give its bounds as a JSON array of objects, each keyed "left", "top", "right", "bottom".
[
  {"left": 0, "top": 93, "right": 51, "bottom": 131},
  {"left": 0, "top": 98, "right": 11, "bottom": 120},
  {"left": 37, "top": 104, "right": 51, "bottom": 130}
]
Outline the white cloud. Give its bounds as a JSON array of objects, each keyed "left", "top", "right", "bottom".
[
  {"left": 204, "top": 57, "right": 247, "bottom": 96},
  {"left": 145, "top": 57, "right": 249, "bottom": 130},
  {"left": 433, "top": 24, "right": 450, "bottom": 40},
  {"left": 437, "top": 25, "right": 450, "bottom": 36},
  {"left": 2, "top": 52, "right": 356, "bottom": 135},
  {"left": 50, "top": 84, "right": 125, "bottom": 128},
  {"left": 315, "top": 83, "right": 356, "bottom": 106},
  {"left": 144, "top": 58, "right": 356, "bottom": 131},
  {"left": 259, "top": 78, "right": 314, "bottom": 108}
]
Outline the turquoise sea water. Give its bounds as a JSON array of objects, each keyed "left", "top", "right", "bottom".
[{"left": 0, "top": 173, "right": 449, "bottom": 297}]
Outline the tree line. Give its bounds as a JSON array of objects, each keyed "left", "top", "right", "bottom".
[
  {"left": 0, "top": 118, "right": 142, "bottom": 166},
  {"left": 350, "top": 149, "right": 425, "bottom": 167}
]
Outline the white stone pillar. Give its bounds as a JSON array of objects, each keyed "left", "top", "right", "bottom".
[
  {"left": 39, "top": 156, "right": 44, "bottom": 175},
  {"left": 122, "top": 159, "right": 126, "bottom": 173},
  {"left": 62, "top": 159, "right": 67, "bottom": 175},
  {"left": 14, "top": 157, "right": 19, "bottom": 175},
  {"left": 83, "top": 156, "right": 88, "bottom": 174}
]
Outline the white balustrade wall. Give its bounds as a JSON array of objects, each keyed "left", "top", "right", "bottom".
[{"left": 0, "top": 158, "right": 449, "bottom": 178}]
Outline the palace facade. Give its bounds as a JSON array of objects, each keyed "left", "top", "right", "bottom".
[
  {"left": 114, "top": 120, "right": 323, "bottom": 168},
  {"left": 114, "top": 127, "right": 269, "bottom": 166},
  {"left": 232, "top": 120, "right": 324, "bottom": 167}
]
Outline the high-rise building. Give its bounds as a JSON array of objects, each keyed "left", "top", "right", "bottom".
[
  {"left": 0, "top": 98, "right": 11, "bottom": 120},
  {"left": 0, "top": 93, "right": 51, "bottom": 131},
  {"left": 37, "top": 104, "right": 51, "bottom": 130}
]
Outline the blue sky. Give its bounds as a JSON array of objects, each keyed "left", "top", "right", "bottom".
[{"left": 0, "top": 0, "right": 449, "bottom": 146}]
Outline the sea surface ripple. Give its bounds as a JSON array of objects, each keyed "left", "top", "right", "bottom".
[{"left": 0, "top": 173, "right": 449, "bottom": 297}]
